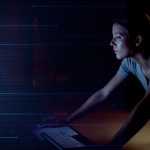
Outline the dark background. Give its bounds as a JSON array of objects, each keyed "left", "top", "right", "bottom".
[
  {"left": 0, "top": 0, "right": 127, "bottom": 93},
  {"left": 0, "top": 0, "right": 148, "bottom": 149}
]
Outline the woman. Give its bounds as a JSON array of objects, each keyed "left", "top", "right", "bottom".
[{"left": 65, "top": 13, "right": 150, "bottom": 149}]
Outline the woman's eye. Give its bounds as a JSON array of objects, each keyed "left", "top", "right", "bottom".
[{"left": 115, "top": 36, "right": 121, "bottom": 40}]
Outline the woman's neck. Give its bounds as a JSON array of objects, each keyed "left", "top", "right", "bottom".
[{"left": 132, "top": 52, "right": 150, "bottom": 70}]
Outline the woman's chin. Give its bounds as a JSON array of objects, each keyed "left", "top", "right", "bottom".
[{"left": 115, "top": 55, "right": 124, "bottom": 60}]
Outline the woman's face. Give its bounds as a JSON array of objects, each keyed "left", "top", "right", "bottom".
[{"left": 110, "top": 23, "right": 131, "bottom": 60}]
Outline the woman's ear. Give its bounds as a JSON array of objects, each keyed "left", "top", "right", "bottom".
[{"left": 135, "top": 34, "right": 143, "bottom": 47}]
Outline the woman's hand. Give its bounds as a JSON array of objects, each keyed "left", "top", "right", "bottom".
[{"left": 37, "top": 113, "right": 70, "bottom": 128}]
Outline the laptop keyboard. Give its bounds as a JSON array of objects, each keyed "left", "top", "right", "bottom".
[{"left": 40, "top": 127, "right": 86, "bottom": 148}]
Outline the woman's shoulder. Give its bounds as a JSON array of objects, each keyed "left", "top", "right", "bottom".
[
  {"left": 121, "top": 58, "right": 140, "bottom": 72},
  {"left": 122, "top": 58, "right": 137, "bottom": 65}
]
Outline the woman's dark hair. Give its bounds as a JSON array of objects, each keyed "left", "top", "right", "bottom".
[
  {"left": 113, "top": 12, "right": 150, "bottom": 35},
  {"left": 113, "top": 19, "right": 129, "bottom": 30}
]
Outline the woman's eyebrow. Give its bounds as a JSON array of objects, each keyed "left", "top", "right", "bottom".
[{"left": 113, "top": 33, "right": 122, "bottom": 36}]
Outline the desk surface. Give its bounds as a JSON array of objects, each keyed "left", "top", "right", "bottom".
[
  {"left": 0, "top": 94, "right": 149, "bottom": 150},
  {"left": 69, "top": 105, "right": 150, "bottom": 150}
]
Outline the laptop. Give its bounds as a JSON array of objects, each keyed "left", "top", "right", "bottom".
[{"left": 33, "top": 124, "right": 93, "bottom": 150}]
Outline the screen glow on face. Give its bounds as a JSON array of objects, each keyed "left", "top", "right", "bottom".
[{"left": 110, "top": 23, "right": 131, "bottom": 60}]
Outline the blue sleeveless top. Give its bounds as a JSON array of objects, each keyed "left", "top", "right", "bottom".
[{"left": 117, "top": 58, "right": 149, "bottom": 90}]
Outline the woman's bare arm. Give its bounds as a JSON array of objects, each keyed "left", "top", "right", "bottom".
[
  {"left": 67, "top": 74, "right": 126, "bottom": 123},
  {"left": 108, "top": 85, "right": 150, "bottom": 147}
]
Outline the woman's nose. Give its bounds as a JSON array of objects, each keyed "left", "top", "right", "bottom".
[{"left": 110, "top": 39, "right": 114, "bottom": 46}]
